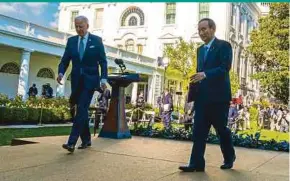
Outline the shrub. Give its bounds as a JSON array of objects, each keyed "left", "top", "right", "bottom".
[
  {"left": 39, "top": 108, "right": 53, "bottom": 124},
  {"left": 0, "top": 107, "right": 5, "bottom": 124},
  {"left": 0, "top": 95, "right": 72, "bottom": 125},
  {"left": 7, "top": 95, "right": 26, "bottom": 108},
  {"left": 0, "top": 94, "right": 9, "bottom": 106},
  {"left": 144, "top": 103, "right": 153, "bottom": 111},
  {"left": 3, "top": 107, "right": 28, "bottom": 124},
  {"left": 125, "top": 103, "right": 134, "bottom": 109},
  {"left": 249, "top": 106, "right": 259, "bottom": 130},
  {"left": 27, "top": 108, "right": 40, "bottom": 123}
]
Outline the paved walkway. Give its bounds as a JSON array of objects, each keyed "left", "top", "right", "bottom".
[
  {"left": 0, "top": 135, "right": 288, "bottom": 181},
  {"left": 0, "top": 123, "right": 94, "bottom": 129}
]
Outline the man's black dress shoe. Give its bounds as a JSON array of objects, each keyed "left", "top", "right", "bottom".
[
  {"left": 77, "top": 143, "right": 91, "bottom": 149},
  {"left": 179, "top": 165, "right": 205, "bottom": 172},
  {"left": 62, "top": 144, "right": 75, "bottom": 153},
  {"left": 220, "top": 155, "right": 236, "bottom": 169}
]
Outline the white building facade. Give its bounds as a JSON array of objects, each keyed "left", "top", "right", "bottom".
[
  {"left": 58, "top": 2, "right": 263, "bottom": 103},
  {"left": 0, "top": 14, "right": 164, "bottom": 106}
]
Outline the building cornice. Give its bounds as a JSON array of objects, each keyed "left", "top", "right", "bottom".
[{"left": 0, "top": 29, "right": 66, "bottom": 48}]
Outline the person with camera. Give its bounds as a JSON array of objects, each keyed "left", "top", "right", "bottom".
[
  {"left": 41, "top": 83, "right": 53, "bottom": 99},
  {"left": 28, "top": 84, "right": 38, "bottom": 98}
]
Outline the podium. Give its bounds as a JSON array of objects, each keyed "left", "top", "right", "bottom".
[{"left": 98, "top": 72, "right": 139, "bottom": 139}]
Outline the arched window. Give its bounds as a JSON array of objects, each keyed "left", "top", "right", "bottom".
[
  {"left": 37, "top": 68, "right": 55, "bottom": 79},
  {"left": 0, "top": 62, "right": 20, "bottom": 74},
  {"left": 125, "top": 39, "right": 135, "bottom": 52},
  {"left": 128, "top": 16, "right": 138, "bottom": 26},
  {"left": 121, "top": 6, "right": 145, "bottom": 26}
]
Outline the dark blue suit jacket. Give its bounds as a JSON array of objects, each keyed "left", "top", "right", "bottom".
[
  {"left": 189, "top": 38, "right": 232, "bottom": 103},
  {"left": 58, "top": 33, "right": 108, "bottom": 93}
]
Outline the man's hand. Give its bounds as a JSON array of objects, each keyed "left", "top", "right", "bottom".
[
  {"left": 57, "top": 73, "right": 64, "bottom": 85},
  {"left": 190, "top": 72, "right": 206, "bottom": 83}
]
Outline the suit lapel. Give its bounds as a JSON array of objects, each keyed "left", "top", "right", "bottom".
[
  {"left": 72, "top": 36, "right": 80, "bottom": 61},
  {"left": 204, "top": 38, "right": 218, "bottom": 67},
  {"left": 82, "top": 33, "right": 92, "bottom": 61},
  {"left": 198, "top": 46, "right": 205, "bottom": 71}
]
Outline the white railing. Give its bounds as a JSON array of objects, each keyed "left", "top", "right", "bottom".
[
  {"left": 0, "top": 14, "right": 70, "bottom": 45},
  {"left": 0, "top": 14, "right": 157, "bottom": 66}
]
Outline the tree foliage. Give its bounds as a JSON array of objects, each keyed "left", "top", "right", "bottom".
[
  {"left": 163, "top": 38, "right": 199, "bottom": 91},
  {"left": 164, "top": 38, "right": 239, "bottom": 96},
  {"left": 247, "top": 3, "right": 289, "bottom": 104},
  {"left": 230, "top": 71, "right": 240, "bottom": 97}
]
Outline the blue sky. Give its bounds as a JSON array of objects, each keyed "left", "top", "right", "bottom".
[{"left": 0, "top": 3, "right": 59, "bottom": 29}]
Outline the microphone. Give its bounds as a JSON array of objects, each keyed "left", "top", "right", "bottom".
[
  {"left": 114, "top": 58, "right": 126, "bottom": 73},
  {"left": 114, "top": 58, "right": 124, "bottom": 65}
]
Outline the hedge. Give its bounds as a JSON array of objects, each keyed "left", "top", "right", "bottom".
[{"left": 0, "top": 107, "right": 71, "bottom": 125}]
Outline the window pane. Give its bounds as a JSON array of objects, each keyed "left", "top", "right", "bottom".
[
  {"left": 165, "top": 3, "right": 176, "bottom": 24},
  {"left": 198, "top": 3, "right": 209, "bottom": 20},
  {"left": 137, "top": 45, "right": 143, "bottom": 54},
  {"left": 71, "top": 11, "right": 79, "bottom": 30},
  {"left": 95, "top": 8, "right": 104, "bottom": 29},
  {"left": 125, "top": 39, "right": 135, "bottom": 52}
]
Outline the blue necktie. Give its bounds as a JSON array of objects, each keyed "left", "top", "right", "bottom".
[
  {"left": 79, "top": 37, "right": 85, "bottom": 60},
  {"left": 204, "top": 46, "right": 209, "bottom": 63}
]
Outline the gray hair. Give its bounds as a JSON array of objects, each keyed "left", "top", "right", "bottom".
[
  {"left": 75, "top": 15, "right": 89, "bottom": 24},
  {"left": 198, "top": 18, "right": 216, "bottom": 30}
]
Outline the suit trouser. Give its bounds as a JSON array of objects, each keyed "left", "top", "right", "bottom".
[
  {"left": 189, "top": 101, "right": 235, "bottom": 168},
  {"left": 68, "top": 77, "right": 94, "bottom": 145},
  {"left": 69, "top": 95, "right": 76, "bottom": 121}
]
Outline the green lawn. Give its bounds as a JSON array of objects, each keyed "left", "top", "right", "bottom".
[
  {"left": 0, "top": 127, "right": 95, "bottom": 146},
  {"left": 238, "top": 129, "right": 289, "bottom": 142},
  {"left": 0, "top": 124, "right": 288, "bottom": 147}
]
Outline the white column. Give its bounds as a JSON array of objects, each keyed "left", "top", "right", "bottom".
[
  {"left": 240, "top": 56, "right": 244, "bottom": 80},
  {"left": 17, "top": 49, "right": 32, "bottom": 100},
  {"left": 235, "top": 4, "right": 241, "bottom": 36},
  {"left": 131, "top": 82, "right": 138, "bottom": 104},
  {"left": 234, "top": 45, "right": 240, "bottom": 73},
  {"left": 243, "top": 14, "right": 248, "bottom": 44},
  {"left": 147, "top": 75, "right": 154, "bottom": 105},
  {"left": 234, "top": 4, "right": 241, "bottom": 73}
]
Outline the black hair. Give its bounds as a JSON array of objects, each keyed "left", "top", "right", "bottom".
[{"left": 198, "top": 18, "right": 216, "bottom": 30}]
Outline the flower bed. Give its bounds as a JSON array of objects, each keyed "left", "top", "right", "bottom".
[{"left": 130, "top": 125, "right": 289, "bottom": 152}]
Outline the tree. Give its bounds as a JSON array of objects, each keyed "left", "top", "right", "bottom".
[
  {"left": 247, "top": 3, "right": 289, "bottom": 104},
  {"left": 164, "top": 38, "right": 199, "bottom": 91},
  {"left": 230, "top": 71, "right": 240, "bottom": 97}
]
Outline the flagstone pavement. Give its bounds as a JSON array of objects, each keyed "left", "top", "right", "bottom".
[{"left": 0, "top": 135, "right": 288, "bottom": 181}]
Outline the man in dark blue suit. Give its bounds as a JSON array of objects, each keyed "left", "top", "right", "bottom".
[
  {"left": 57, "top": 16, "right": 108, "bottom": 153},
  {"left": 179, "top": 18, "right": 236, "bottom": 172}
]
